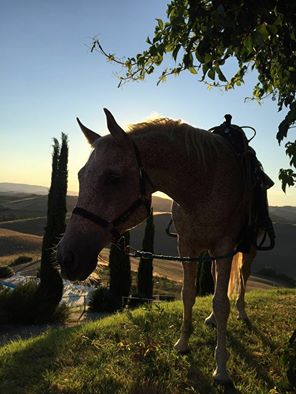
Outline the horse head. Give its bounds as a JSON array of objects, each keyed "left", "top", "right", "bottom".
[{"left": 57, "top": 109, "right": 152, "bottom": 281}]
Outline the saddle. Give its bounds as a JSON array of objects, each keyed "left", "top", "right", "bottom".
[{"left": 210, "top": 114, "right": 275, "bottom": 252}]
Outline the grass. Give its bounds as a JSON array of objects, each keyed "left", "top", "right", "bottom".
[{"left": 0, "top": 288, "right": 295, "bottom": 393}]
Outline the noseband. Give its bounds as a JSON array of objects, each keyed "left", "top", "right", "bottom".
[{"left": 72, "top": 141, "right": 152, "bottom": 240}]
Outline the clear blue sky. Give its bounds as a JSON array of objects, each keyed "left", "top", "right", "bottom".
[{"left": 1, "top": 0, "right": 295, "bottom": 206}]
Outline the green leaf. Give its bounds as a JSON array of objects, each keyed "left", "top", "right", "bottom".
[
  {"left": 172, "top": 44, "right": 181, "bottom": 61},
  {"left": 285, "top": 141, "right": 296, "bottom": 168},
  {"left": 165, "top": 42, "right": 175, "bottom": 52},
  {"left": 256, "top": 24, "right": 269, "bottom": 42},
  {"left": 204, "top": 53, "right": 212, "bottom": 63},
  {"left": 277, "top": 102, "right": 296, "bottom": 142},
  {"left": 216, "top": 67, "right": 227, "bottom": 82},
  {"left": 279, "top": 168, "right": 296, "bottom": 192},
  {"left": 146, "top": 36, "right": 152, "bottom": 45},
  {"left": 188, "top": 66, "right": 197, "bottom": 74},
  {"left": 208, "top": 68, "right": 215, "bottom": 80},
  {"left": 183, "top": 53, "right": 193, "bottom": 68},
  {"left": 156, "top": 18, "right": 164, "bottom": 30}
]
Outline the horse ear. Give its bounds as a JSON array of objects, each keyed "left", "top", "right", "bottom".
[
  {"left": 76, "top": 118, "right": 101, "bottom": 145},
  {"left": 103, "top": 108, "right": 129, "bottom": 145}
]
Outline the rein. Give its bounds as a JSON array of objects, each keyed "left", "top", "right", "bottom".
[
  {"left": 116, "top": 240, "right": 237, "bottom": 263},
  {"left": 72, "top": 140, "right": 152, "bottom": 240}
]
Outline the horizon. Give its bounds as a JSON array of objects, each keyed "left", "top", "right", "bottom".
[
  {"left": 1, "top": 181, "right": 296, "bottom": 208},
  {"left": 1, "top": 1, "right": 296, "bottom": 206}
]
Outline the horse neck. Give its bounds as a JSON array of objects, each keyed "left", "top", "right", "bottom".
[{"left": 131, "top": 126, "right": 217, "bottom": 210}]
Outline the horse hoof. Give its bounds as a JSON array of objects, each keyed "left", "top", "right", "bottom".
[
  {"left": 174, "top": 340, "right": 190, "bottom": 355},
  {"left": 178, "top": 348, "right": 191, "bottom": 355},
  {"left": 213, "top": 370, "right": 233, "bottom": 388},
  {"left": 204, "top": 318, "right": 216, "bottom": 329},
  {"left": 237, "top": 315, "right": 251, "bottom": 327},
  {"left": 237, "top": 313, "right": 249, "bottom": 322},
  {"left": 213, "top": 378, "right": 234, "bottom": 389}
]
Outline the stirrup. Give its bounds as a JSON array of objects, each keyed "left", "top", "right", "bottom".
[
  {"left": 256, "top": 228, "right": 275, "bottom": 251},
  {"left": 165, "top": 218, "right": 177, "bottom": 238}
]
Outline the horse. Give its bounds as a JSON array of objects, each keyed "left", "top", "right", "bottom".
[{"left": 57, "top": 108, "right": 259, "bottom": 385}]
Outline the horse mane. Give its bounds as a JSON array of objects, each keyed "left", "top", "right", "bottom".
[{"left": 128, "top": 118, "right": 223, "bottom": 168}]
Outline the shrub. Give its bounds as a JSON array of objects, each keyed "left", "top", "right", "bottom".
[
  {"left": 10, "top": 256, "right": 33, "bottom": 266},
  {"left": 0, "top": 281, "right": 69, "bottom": 324},
  {"left": 0, "top": 265, "right": 14, "bottom": 278},
  {"left": 88, "top": 286, "right": 121, "bottom": 313}
]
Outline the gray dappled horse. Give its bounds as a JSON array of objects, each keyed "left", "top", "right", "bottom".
[{"left": 57, "top": 109, "right": 258, "bottom": 385}]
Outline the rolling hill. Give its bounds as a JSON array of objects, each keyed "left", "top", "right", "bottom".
[
  {"left": 0, "top": 187, "right": 295, "bottom": 279},
  {"left": 0, "top": 228, "right": 42, "bottom": 258},
  {"left": 0, "top": 183, "right": 49, "bottom": 195}
]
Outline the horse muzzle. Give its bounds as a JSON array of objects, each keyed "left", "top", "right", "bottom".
[{"left": 56, "top": 239, "right": 101, "bottom": 281}]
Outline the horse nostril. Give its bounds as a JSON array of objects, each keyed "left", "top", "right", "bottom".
[{"left": 63, "top": 251, "right": 78, "bottom": 274}]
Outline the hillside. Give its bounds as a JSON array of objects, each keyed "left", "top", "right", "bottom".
[
  {"left": 0, "top": 183, "right": 48, "bottom": 195},
  {"left": 0, "top": 191, "right": 296, "bottom": 279},
  {"left": 0, "top": 289, "right": 295, "bottom": 393},
  {"left": 0, "top": 228, "right": 42, "bottom": 258},
  {"left": 131, "top": 213, "right": 296, "bottom": 280}
]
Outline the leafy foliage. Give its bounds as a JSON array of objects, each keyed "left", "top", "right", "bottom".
[
  {"left": 93, "top": 0, "right": 296, "bottom": 188},
  {"left": 0, "top": 266, "right": 14, "bottom": 279},
  {"left": 88, "top": 286, "right": 121, "bottom": 313},
  {"left": 0, "top": 281, "right": 68, "bottom": 324}
]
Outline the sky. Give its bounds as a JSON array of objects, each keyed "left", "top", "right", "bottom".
[{"left": 1, "top": 0, "right": 295, "bottom": 206}]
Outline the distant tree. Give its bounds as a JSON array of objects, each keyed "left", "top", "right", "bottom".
[
  {"left": 196, "top": 253, "right": 214, "bottom": 296},
  {"left": 93, "top": 0, "right": 296, "bottom": 191},
  {"left": 137, "top": 210, "right": 155, "bottom": 299},
  {"left": 109, "top": 231, "right": 131, "bottom": 306},
  {"left": 37, "top": 133, "right": 68, "bottom": 316}
]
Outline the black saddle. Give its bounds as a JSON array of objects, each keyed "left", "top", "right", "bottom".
[{"left": 210, "top": 114, "right": 275, "bottom": 252}]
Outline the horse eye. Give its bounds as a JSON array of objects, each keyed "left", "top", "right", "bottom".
[{"left": 104, "top": 173, "right": 121, "bottom": 185}]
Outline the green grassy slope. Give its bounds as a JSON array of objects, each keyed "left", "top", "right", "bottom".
[{"left": 0, "top": 289, "right": 295, "bottom": 393}]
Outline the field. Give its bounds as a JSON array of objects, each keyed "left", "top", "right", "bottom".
[
  {"left": 1, "top": 190, "right": 296, "bottom": 290},
  {"left": 1, "top": 191, "right": 296, "bottom": 280},
  {"left": 0, "top": 289, "right": 295, "bottom": 393}
]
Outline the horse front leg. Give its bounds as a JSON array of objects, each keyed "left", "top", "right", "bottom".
[
  {"left": 204, "top": 261, "right": 216, "bottom": 327},
  {"left": 211, "top": 251, "right": 233, "bottom": 385},
  {"left": 236, "top": 246, "right": 256, "bottom": 321},
  {"left": 174, "top": 240, "right": 199, "bottom": 354}
]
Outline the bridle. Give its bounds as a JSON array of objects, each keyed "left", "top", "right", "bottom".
[{"left": 71, "top": 141, "right": 153, "bottom": 240}]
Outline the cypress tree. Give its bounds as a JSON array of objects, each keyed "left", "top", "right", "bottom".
[
  {"left": 109, "top": 231, "right": 131, "bottom": 307},
  {"left": 37, "top": 133, "right": 68, "bottom": 316},
  {"left": 137, "top": 209, "right": 154, "bottom": 299},
  {"left": 55, "top": 133, "right": 68, "bottom": 237},
  {"left": 196, "top": 253, "right": 214, "bottom": 296},
  {"left": 40, "top": 138, "right": 60, "bottom": 275}
]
